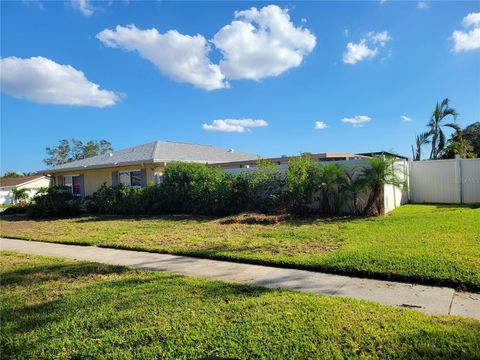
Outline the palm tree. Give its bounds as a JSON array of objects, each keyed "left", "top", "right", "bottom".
[
  {"left": 411, "top": 131, "right": 432, "bottom": 161},
  {"left": 428, "top": 99, "right": 460, "bottom": 160},
  {"left": 361, "top": 156, "right": 405, "bottom": 216},
  {"left": 315, "top": 163, "right": 345, "bottom": 215},
  {"left": 11, "top": 187, "right": 30, "bottom": 205},
  {"left": 339, "top": 168, "right": 368, "bottom": 215}
]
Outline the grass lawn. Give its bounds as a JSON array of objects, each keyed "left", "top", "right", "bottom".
[
  {"left": 1, "top": 204, "right": 479, "bottom": 290},
  {"left": 1, "top": 251, "right": 479, "bottom": 359}
]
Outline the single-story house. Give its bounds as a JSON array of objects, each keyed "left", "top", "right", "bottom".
[
  {"left": 42, "top": 141, "right": 260, "bottom": 196},
  {"left": 0, "top": 175, "right": 51, "bottom": 204}
]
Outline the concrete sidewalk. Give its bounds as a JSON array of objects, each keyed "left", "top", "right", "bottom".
[{"left": 1, "top": 238, "right": 479, "bottom": 320}]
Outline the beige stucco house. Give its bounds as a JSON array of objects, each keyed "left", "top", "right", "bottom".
[
  {"left": 42, "top": 141, "right": 260, "bottom": 196},
  {"left": 0, "top": 175, "right": 51, "bottom": 204}
]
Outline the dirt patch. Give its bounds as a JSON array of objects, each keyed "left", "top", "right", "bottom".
[
  {"left": 0, "top": 220, "right": 34, "bottom": 231},
  {"left": 219, "top": 213, "right": 290, "bottom": 225}
]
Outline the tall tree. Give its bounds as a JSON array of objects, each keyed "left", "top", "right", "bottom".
[
  {"left": 463, "top": 122, "right": 480, "bottom": 157},
  {"left": 411, "top": 132, "right": 432, "bottom": 161},
  {"left": 1, "top": 171, "right": 21, "bottom": 178},
  {"left": 43, "top": 139, "right": 113, "bottom": 167},
  {"left": 44, "top": 139, "right": 70, "bottom": 167},
  {"left": 427, "top": 98, "right": 460, "bottom": 160}
]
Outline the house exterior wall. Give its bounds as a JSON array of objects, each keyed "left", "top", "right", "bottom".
[
  {"left": 0, "top": 177, "right": 51, "bottom": 204},
  {"left": 52, "top": 164, "right": 165, "bottom": 196}
]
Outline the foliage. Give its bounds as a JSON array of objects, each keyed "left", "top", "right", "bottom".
[
  {"left": 463, "top": 122, "right": 480, "bottom": 157},
  {"left": 315, "top": 163, "right": 345, "bottom": 215},
  {"left": 427, "top": 98, "right": 459, "bottom": 160},
  {"left": 361, "top": 156, "right": 405, "bottom": 216},
  {"left": 441, "top": 130, "right": 476, "bottom": 159},
  {"left": 1, "top": 171, "right": 21, "bottom": 178},
  {"left": 26, "top": 186, "right": 82, "bottom": 218},
  {"left": 339, "top": 167, "right": 368, "bottom": 215},
  {"left": 411, "top": 131, "right": 431, "bottom": 161},
  {"left": 247, "top": 160, "right": 284, "bottom": 213},
  {"left": 85, "top": 184, "right": 146, "bottom": 215},
  {"left": 159, "top": 162, "right": 232, "bottom": 215},
  {"left": 11, "top": 187, "right": 30, "bottom": 206},
  {"left": 284, "top": 155, "right": 317, "bottom": 213},
  {"left": 44, "top": 139, "right": 113, "bottom": 167}
]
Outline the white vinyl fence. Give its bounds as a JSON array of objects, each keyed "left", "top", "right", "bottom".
[{"left": 409, "top": 158, "right": 480, "bottom": 204}]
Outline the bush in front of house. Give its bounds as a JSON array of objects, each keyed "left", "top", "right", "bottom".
[
  {"left": 27, "top": 186, "right": 83, "bottom": 218},
  {"left": 27, "top": 156, "right": 406, "bottom": 218},
  {"left": 85, "top": 184, "right": 146, "bottom": 215}
]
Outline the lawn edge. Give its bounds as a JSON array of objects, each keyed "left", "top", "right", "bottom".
[{"left": 2, "top": 236, "right": 479, "bottom": 292}]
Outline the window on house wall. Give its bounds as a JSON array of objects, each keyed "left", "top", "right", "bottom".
[
  {"left": 119, "top": 170, "right": 143, "bottom": 187},
  {"left": 64, "top": 175, "right": 81, "bottom": 196}
]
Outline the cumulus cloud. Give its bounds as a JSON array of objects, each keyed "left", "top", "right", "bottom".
[
  {"left": 417, "top": 2, "right": 429, "bottom": 9},
  {"left": 343, "top": 31, "right": 391, "bottom": 64},
  {"left": 71, "top": 0, "right": 94, "bottom": 16},
  {"left": 340, "top": 115, "right": 371, "bottom": 127},
  {"left": 97, "top": 25, "right": 227, "bottom": 90},
  {"left": 314, "top": 121, "right": 328, "bottom": 129},
  {"left": 97, "top": 5, "right": 316, "bottom": 90},
  {"left": 401, "top": 115, "right": 412, "bottom": 122},
  {"left": 213, "top": 5, "right": 316, "bottom": 80},
  {"left": 452, "top": 12, "right": 480, "bottom": 52},
  {"left": 0, "top": 56, "right": 120, "bottom": 107},
  {"left": 202, "top": 118, "right": 268, "bottom": 133}
]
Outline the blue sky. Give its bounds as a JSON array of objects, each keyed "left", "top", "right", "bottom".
[{"left": 1, "top": 1, "right": 479, "bottom": 173}]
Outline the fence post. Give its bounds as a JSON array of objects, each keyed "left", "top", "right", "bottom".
[{"left": 455, "top": 156, "right": 462, "bottom": 204}]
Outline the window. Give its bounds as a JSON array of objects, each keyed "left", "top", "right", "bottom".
[
  {"left": 119, "top": 170, "right": 143, "bottom": 187},
  {"left": 64, "top": 175, "right": 81, "bottom": 196}
]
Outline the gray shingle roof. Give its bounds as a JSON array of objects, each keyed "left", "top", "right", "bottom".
[{"left": 45, "top": 141, "right": 261, "bottom": 173}]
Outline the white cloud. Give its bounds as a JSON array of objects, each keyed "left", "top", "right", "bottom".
[
  {"left": 343, "top": 41, "right": 378, "bottom": 64},
  {"left": 202, "top": 118, "right": 268, "bottom": 133},
  {"left": 452, "top": 12, "right": 480, "bottom": 52},
  {"left": 401, "top": 115, "right": 412, "bottom": 122},
  {"left": 212, "top": 5, "right": 316, "bottom": 80},
  {"left": 97, "top": 6, "right": 315, "bottom": 90},
  {"left": 71, "top": 0, "right": 94, "bottom": 16},
  {"left": 314, "top": 121, "right": 328, "bottom": 129},
  {"left": 340, "top": 115, "right": 371, "bottom": 127},
  {"left": 97, "top": 25, "right": 228, "bottom": 91},
  {"left": 0, "top": 56, "right": 120, "bottom": 107},
  {"left": 417, "top": 1, "right": 429, "bottom": 9},
  {"left": 343, "top": 31, "right": 390, "bottom": 64},
  {"left": 463, "top": 12, "right": 480, "bottom": 28}
]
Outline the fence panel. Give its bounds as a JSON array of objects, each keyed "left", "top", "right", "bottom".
[
  {"left": 461, "top": 159, "right": 480, "bottom": 204},
  {"left": 409, "top": 158, "right": 480, "bottom": 204}
]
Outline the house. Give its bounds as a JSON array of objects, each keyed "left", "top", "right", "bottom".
[
  {"left": 42, "top": 141, "right": 260, "bottom": 196},
  {"left": 0, "top": 175, "right": 51, "bottom": 204}
]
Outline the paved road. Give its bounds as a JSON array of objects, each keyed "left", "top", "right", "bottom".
[{"left": 1, "top": 238, "right": 479, "bottom": 319}]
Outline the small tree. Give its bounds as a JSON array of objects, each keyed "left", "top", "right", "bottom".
[
  {"left": 284, "top": 155, "right": 317, "bottom": 213},
  {"left": 428, "top": 98, "right": 459, "bottom": 160},
  {"left": 339, "top": 167, "right": 368, "bottom": 215},
  {"left": 11, "top": 187, "right": 30, "bottom": 206},
  {"left": 411, "top": 132, "right": 432, "bottom": 161},
  {"left": 361, "top": 156, "right": 405, "bottom": 216},
  {"left": 315, "top": 163, "right": 345, "bottom": 215}
]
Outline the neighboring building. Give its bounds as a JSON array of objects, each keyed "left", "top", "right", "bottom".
[
  {"left": 42, "top": 141, "right": 260, "bottom": 196},
  {"left": 211, "top": 153, "right": 370, "bottom": 171},
  {"left": 0, "top": 175, "right": 51, "bottom": 204},
  {"left": 357, "top": 151, "right": 409, "bottom": 160}
]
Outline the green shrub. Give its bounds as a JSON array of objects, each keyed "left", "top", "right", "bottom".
[
  {"left": 86, "top": 184, "right": 146, "bottom": 215},
  {"left": 247, "top": 160, "right": 285, "bottom": 213},
  {"left": 27, "top": 186, "right": 82, "bottom": 218},
  {"left": 284, "top": 155, "right": 317, "bottom": 213}
]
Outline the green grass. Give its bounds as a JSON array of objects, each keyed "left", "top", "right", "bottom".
[
  {"left": 0, "top": 203, "right": 12, "bottom": 208},
  {"left": 1, "top": 204, "right": 479, "bottom": 290},
  {"left": 1, "top": 251, "right": 479, "bottom": 359}
]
